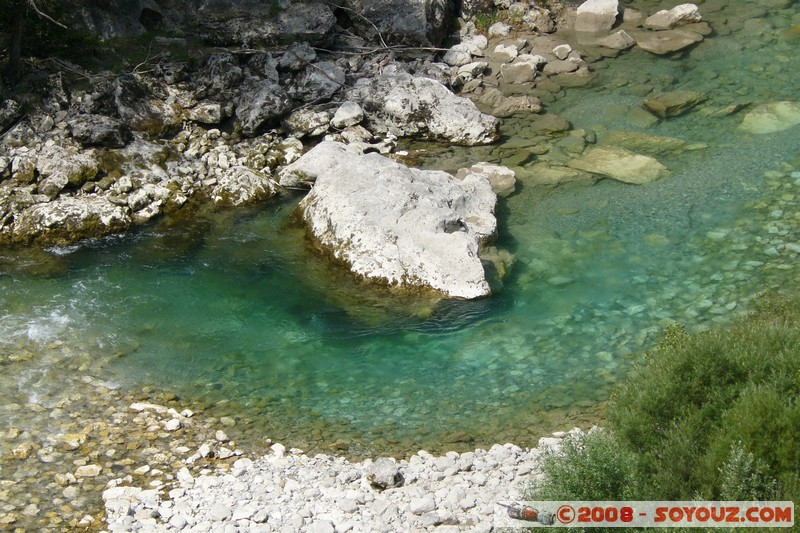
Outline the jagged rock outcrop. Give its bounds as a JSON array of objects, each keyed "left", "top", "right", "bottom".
[
  {"left": 283, "top": 141, "right": 497, "bottom": 299},
  {"left": 347, "top": 70, "right": 498, "bottom": 145},
  {"left": 340, "top": 0, "right": 457, "bottom": 46}
]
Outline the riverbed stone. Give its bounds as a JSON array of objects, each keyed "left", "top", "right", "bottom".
[
  {"left": 739, "top": 101, "right": 800, "bottom": 134},
  {"left": 567, "top": 146, "right": 669, "bottom": 184},
  {"left": 288, "top": 141, "right": 497, "bottom": 298},
  {"left": 632, "top": 28, "right": 704, "bottom": 55},
  {"left": 642, "top": 90, "right": 706, "bottom": 118}
]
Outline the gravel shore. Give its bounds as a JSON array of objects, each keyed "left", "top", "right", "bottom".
[{"left": 102, "top": 423, "right": 587, "bottom": 532}]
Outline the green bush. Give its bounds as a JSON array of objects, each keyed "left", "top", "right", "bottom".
[
  {"left": 531, "top": 292, "right": 800, "bottom": 504},
  {"left": 534, "top": 431, "right": 640, "bottom": 501}
]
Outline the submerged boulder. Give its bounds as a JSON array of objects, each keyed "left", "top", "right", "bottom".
[
  {"left": 739, "top": 101, "right": 800, "bottom": 134},
  {"left": 347, "top": 71, "right": 498, "bottom": 145},
  {"left": 567, "top": 146, "right": 669, "bottom": 184},
  {"left": 288, "top": 141, "right": 497, "bottom": 299}
]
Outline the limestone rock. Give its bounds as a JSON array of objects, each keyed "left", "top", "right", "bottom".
[
  {"left": 365, "top": 458, "right": 404, "bottom": 490},
  {"left": 211, "top": 166, "right": 277, "bottom": 206},
  {"left": 596, "top": 29, "right": 636, "bottom": 50},
  {"left": 291, "top": 141, "right": 497, "bottom": 298},
  {"left": 113, "top": 76, "right": 182, "bottom": 136},
  {"left": 291, "top": 61, "right": 346, "bottom": 103},
  {"left": 632, "top": 28, "right": 703, "bottom": 55},
  {"left": 477, "top": 88, "right": 541, "bottom": 118},
  {"left": 193, "top": 2, "right": 336, "bottom": 47},
  {"left": 643, "top": 90, "right": 706, "bottom": 118},
  {"left": 500, "top": 54, "right": 546, "bottom": 84},
  {"left": 347, "top": 71, "right": 498, "bottom": 145},
  {"left": 36, "top": 144, "right": 99, "bottom": 187},
  {"left": 68, "top": 114, "right": 133, "bottom": 148},
  {"left": 521, "top": 162, "right": 596, "bottom": 186},
  {"left": 488, "top": 21, "right": 512, "bottom": 37},
  {"left": 456, "top": 162, "right": 516, "bottom": 197},
  {"left": 567, "top": 146, "right": 669, "bottom": 184},
  {"left": 599, "top": 130, "right": 705, "bottom": 155},
  {"left": 739, "top": 101, "right": 800, "bottom": 134},
  {"left": 236, "top": 80, "right": 294, "bottom": 136},
  {"left": 443, "top": 45, "right": 473, "bottom": 66},
  {"left": 11, "top": 195, "right": 130, "bottom": 245},
  {"left": 331, "top": 102, "right": 365, "bottom": 129},
  {"left": 188, "top": 102, "right": 224, "bottom": 125},
  {"left": 278, "top": 42, "right": 317, "bottom": 71},
  {"left": 341, "top": 0, "right": 456, "bottom": 46},
  {"left": 0, "top": 99, "right": 23, "bottom": 133},
  {"left": 283, "top": 108, "right": 332, "bottom": 138},
  {"left": 645, "top": 4, "right": 702, "bottom": 31},
  {"left": 575, "top": 0, "right": 619, "bottom": 33},
  {"left": 200, "top": 53, "right": 243, "bottom": 93}
]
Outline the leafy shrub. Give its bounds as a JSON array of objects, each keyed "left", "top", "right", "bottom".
[
  {"left": 534, "top": 431, "right": 640, "bottom": 501},
  {"left": 531, "top": 292, "right": 800, "bottom": 504}
]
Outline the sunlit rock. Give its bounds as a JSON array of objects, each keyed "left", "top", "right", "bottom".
[
  {"left": 575, "top": 0, "right": 619, "bottom": 33},
  {"left": 644, "top": 4, "right": 702, "bottom": 31},
  {"left": 739, "top": 101, "right": 800, "bottom": 134},
  {"left": 567, "top": 146, "right": 669, "bottom": 184},
  {"left": 347, "top": 70, "right": 498, "bottom": 145},
  {"left": 290, "top": 141, "right": 497, "bottom": 299}
]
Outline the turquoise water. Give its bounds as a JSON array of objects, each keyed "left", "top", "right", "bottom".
[{"left": 2, "top": 1, "right": 800, "bottom": 457}]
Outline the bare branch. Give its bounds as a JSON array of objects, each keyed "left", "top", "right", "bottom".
[
  {"left": 330, "top": 3, "right": 389, "bottom": 50},
  {"left": 27, "top": 0, "right": 68, "bottom": 29}
]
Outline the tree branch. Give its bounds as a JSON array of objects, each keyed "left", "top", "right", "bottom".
[{"left": 27, "top": 0, "right": 68, "bottom": 29}]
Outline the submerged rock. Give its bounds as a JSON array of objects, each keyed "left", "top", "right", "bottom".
[
  {"left": 289, "top": 141, "right": 497, "bottom": 299},
  {"left": 567, "top": 146, "right": 669, "bottom": 184},
  {"left": 631, "top": 28, "right": 704, "bottom": 55},
  {"left": 642, "top": 90, "right": 706, "bottom": 119},
  {"left": 739, "top": 101, "right": 800, "bottom": 134}
]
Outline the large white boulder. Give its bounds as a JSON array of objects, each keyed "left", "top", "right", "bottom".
[
  {"left": 575, "top": 0, "right": 619, "bottom": 33},
  {"left": 287, "top": 141, "right": 497, "bottom": 299},
  {"left": 347, "top": 71, "right": 498, "bottom": 145}
]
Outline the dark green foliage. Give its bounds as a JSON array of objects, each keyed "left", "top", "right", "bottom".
[
  {"left": 534, "top": 431, "right": 640, "bottom": 500},
  {"left": 531, "top": 292, "right": 800, "bottom": 504}
]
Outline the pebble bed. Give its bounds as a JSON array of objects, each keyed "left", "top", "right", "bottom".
[{"left": 102, "top": 421, "right": 579, "bottom": 533}]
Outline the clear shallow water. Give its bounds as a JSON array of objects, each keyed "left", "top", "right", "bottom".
[{"left": 2, "top": 1, "right": 800, "bottom": 457}]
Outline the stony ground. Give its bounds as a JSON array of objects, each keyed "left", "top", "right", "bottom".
[{"left": 102, "top": 424, "right": 582, "bottom": 533}]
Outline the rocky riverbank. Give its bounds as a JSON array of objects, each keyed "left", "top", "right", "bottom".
[
  {"left": 6, "top": 0, "right": 799, "bottom": 531},
  {"left": 0, "top": 0, "right": 719, "bottom": 294},
  {"left": 101, "top": 422, "right": 586, "bottom": 533}
]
